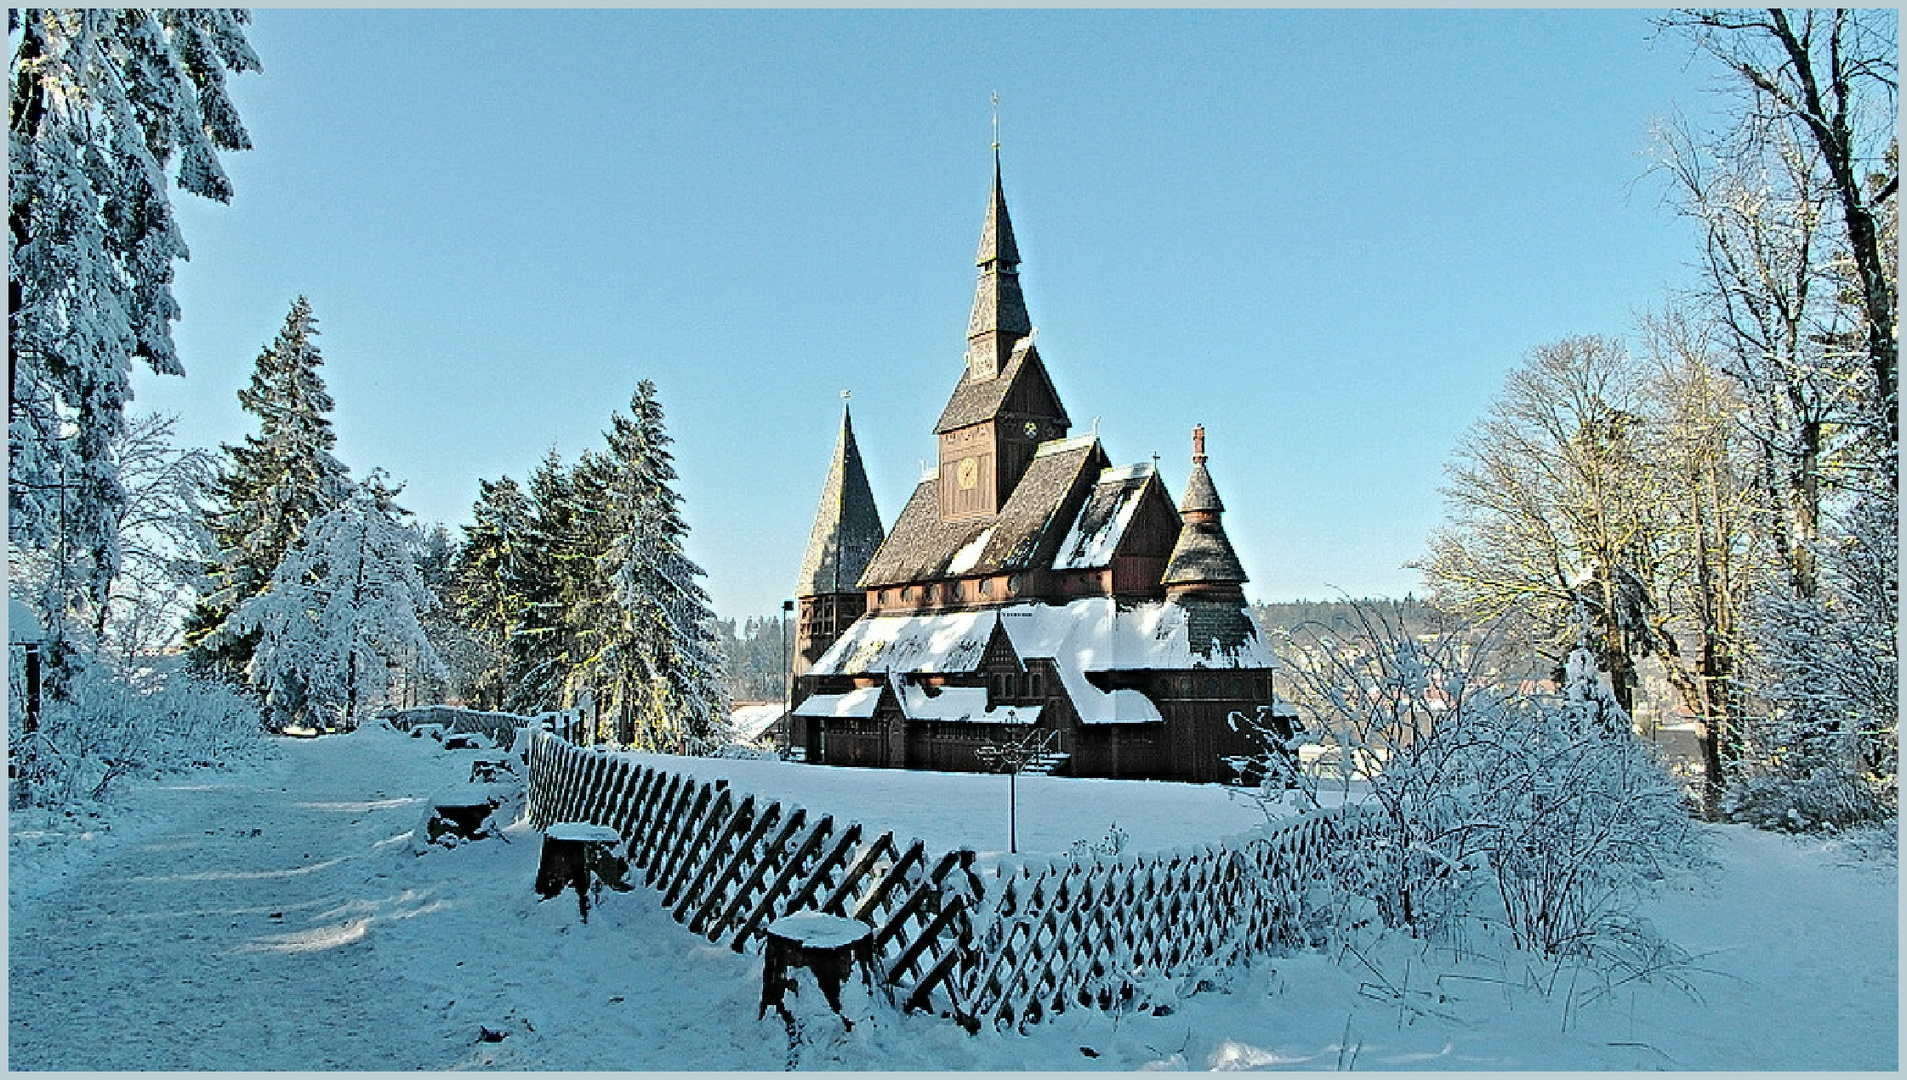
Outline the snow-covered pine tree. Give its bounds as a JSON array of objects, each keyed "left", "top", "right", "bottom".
[
  {"left": 452, "top": 475, "right": 532, "bottom": 710},
  {"left": 608, "top": 381, "right": 728, "bottom": 752},
  {"left": 10, "top": 10, "right": 258, "bottom": 672},
  {"left": 504, "top": 450, "right": 586, "bottom": 714},
  {"left": 238, "top": 477, "right": 445, "bottom": 732},
  {"left": 185, "top": 297, "right": 352, "bottom": 679}
]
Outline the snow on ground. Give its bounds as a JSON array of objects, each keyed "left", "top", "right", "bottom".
[
  {"left": 633, "top": 751, "right": 1306, "bottom": 866},
  {"left": 8, "top": 728, "right": 1898, "bottom": 1070}
]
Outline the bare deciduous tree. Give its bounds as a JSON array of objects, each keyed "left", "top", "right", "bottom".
[{"left": 1420, "top": 337, "right": 1671, "bottom": 716}]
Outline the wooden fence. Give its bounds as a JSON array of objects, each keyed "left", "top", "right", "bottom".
[
  {"left": 524, "top": 729, "right": 985, "bottom": 1019},
  {"left": 386, "top": 704, "right": 587, "bottom": 749},
  {"left": 520, "top": 726, "right": 1380, "bottom": 1032},
  {"left": 957, "top": 805, "right": 1379, "bottom": 1027}
]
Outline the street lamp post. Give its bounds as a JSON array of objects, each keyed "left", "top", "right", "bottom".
[{"left": 780, "top": 599, "right": 795, "bottom": 757}]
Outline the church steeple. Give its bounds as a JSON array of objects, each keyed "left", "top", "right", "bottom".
[
  {"left": 796, "top": 399, "right": 885, "bottom": 599},
  {"left": 966, "top": 147, "right": 1032, "bottom": 381}
]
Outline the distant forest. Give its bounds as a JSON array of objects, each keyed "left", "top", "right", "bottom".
[{"left": 1249, "top": 596, "right": 1448, "bottom": 638}]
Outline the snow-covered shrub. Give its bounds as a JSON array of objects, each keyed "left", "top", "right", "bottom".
[
  {"left": 12, "top": 660, "right": 263, "bottom": 807},
  {"left": 1728, "top": 489, "right": 1898, "bottom": 831},
  {"left": 1243, "top": 606, "right": 1700, "bottom": 960},
  {"left": 1477, "top": 651, "right": 1698, "bottom": 956}
]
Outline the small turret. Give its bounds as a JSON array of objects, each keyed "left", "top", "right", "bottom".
[{"left": 1162, "top": 425, "right": 1248, "bottom": 600}]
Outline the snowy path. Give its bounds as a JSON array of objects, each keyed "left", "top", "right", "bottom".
[
  {"left": 9, "top": 730, "right": 1897, "bottom": 1070},
  {"left": 8, "top": 728, "right": 790, "bottom": 1071},
  {"left": 10, "top": 733, "right": 468, "bottom": 1069}
]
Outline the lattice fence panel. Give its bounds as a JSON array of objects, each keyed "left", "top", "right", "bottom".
[
  {"left": 523, "top": 729, "right": 981, "bottom": 1023},
  {"left": 957, "top": 805, "right": 1381, "bottom": 1027}
]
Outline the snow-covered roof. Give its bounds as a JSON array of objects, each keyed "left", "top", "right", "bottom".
[
  {"left": 791, "top": 686, "right": 883, "bottom": 719},
  {"left": 811, "top": 597, "right": 1276, "bottom": 681},
  {"left": 1052, "top": 463, "right": 1156, "bottom": 571},
  {"left": 899, "top": 684, "right": 1040, "bottom": 725},
  {"left": 8, "top": 597, "right": 45, "bottom": 643},
  {"left": 727, "top": 704, "right": 785, "bottom": 742}
]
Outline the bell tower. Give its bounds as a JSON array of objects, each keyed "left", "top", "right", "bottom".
[{"left": 933, "top": 148, "right": 1070, "bottom": 523}]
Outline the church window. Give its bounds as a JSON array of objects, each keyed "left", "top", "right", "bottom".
[
  {"left": 978, "top": 577, "right": 991, "bottom": 596},
  {"left": 1179, "top": 676, "right": 1192, "bottom": 696},
  {"left": 1030, "top": 673, "right": 1044, "bottom": 698}
]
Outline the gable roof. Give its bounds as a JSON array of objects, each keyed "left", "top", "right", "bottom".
[
  {"left": 858, "top": 436, "right": 1107, "bottom": 589},
  {"left": 934, "top": 338, "right": 1070, "bottom": 435},
  {"left": 796, "top": 404, "right": 885, "bottom": 597},
  {"left": 1053, "top": 462, "right": 1170, "bottom": 571}
]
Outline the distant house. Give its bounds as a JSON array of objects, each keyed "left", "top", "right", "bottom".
[
  {"left": 788, "top": 152, "right": 1293, "bottom": 784},
  {"left": 726, "top": 702, "right": 787, "bottom": 749}
]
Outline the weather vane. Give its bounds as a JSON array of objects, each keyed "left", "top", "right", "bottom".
[{"left": 991, "top": 91, "right": 1000, "bottom": 150}]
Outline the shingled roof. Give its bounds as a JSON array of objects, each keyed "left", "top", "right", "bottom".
[
  {"left": 934, "top": 338, "right": 1070, "bottom": 434},
  {"left": 858, "top": 436, "right": 1108, "bottom": 589},
  {"left": 1053, "top": 462, "right": 1168, "bottom": 571},
  {"left": 796, "top": 403, "right": 885, "bottom": 597},
  {"left": 1162, "top": 430, "right": 1248, "bottom": 588}
]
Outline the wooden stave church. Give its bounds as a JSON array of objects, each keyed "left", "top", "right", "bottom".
[{"left": 788, "top": 152, "right": 1292, "bottom": 785}]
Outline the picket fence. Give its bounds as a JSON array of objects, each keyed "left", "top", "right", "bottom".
[{"left": 521, "top": 726, "right": 1379, "bottom": 1031}]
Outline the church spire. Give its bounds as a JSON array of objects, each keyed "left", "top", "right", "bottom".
[
  {"left": 966, "top": 146, "right": 1032, "bottom": 381},
  {"left": 796, "top": 398, "right": 886, "bottom": 599},
  {"left": 1163, "top": 425, "right": 1248, "bottom": 597}
]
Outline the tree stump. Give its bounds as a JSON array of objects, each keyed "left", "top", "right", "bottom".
[
  {"left": 534, "top": 823, "right": 631, "bottom": 922},
  {"left": 442, "top": 733, "right": 483, "bottom": 751},
  {"left": 759, "top": 913, "right": 877, "bottom": 1030},
  {"left": 425, "top": 786, "right": 506, "bottom": 846},
  {"left": 469, "top": 757, "right": 513, "bottom": 783}
]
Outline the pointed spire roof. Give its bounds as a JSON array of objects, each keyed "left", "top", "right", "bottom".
[
  {"left": 975, "top": 148, "right": 1021, "bottom": 268},
  {"left": 965, "top": 146, "right": 1032, "bottom": 376},
  {"left": 796, "top": 400, "right": 886, "bottom": 598},
  {"left": 1178, "top": 425, "right": 1225, "bottom": 515},
  {"left": 1164, "top": 426, "right": 1247, "bottom": 589}
]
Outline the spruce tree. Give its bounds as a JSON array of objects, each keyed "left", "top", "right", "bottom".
[
  {"left": 505, "top": 450, "right": 584, "bottom": 714},
  {"left": 10, "top": 9, "right": 257, "bottom": 666},
  {"left": 185, "top": 297, "right": 352, "bottom": 678},
  {"left": 609, "top": 381, "right": 728, "bottom": 751},
  {"left": 453, "top": 475, "right": 533, "bottom": 710}
]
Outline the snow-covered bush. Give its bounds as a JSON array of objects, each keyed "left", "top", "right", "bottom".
[
  {"left": 1727, "top": 488, "right": 1898, "bottom": 832},
  {"left": 1242, "top": 606, "right": 1700, "bottom": 960},
  {"left": 11, "top": 660, "right": 263, "bottom": 808}
]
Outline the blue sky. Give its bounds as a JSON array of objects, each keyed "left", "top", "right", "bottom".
[{"left": 147, "top": 9, "right": 1730, "bottom": 620}]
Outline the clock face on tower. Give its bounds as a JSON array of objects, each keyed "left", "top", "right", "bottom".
[{"left": 957, "top": 456, "right": 979, "bottom": 490}]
